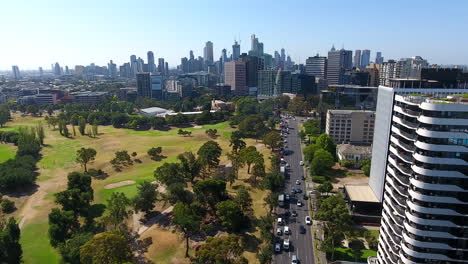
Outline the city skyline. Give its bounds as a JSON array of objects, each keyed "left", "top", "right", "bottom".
[{"left": 1, "top": 0, "right": 468, "bottom": 70}]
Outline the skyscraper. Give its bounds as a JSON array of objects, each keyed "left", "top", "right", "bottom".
[
  {"left": 251, "top": 34, "right": 259, "bottom": 54},
  {"left": 354, "top": 49, "right": 362, "bottom": 68},
  {"left": 11, "top": 65, "right": 20, "bottom": 80},
  {"left": 327, "top": 46, "right": 353, "bottom": 85},
  {"left": 158, "top": 58, "right": 165, "bottom": 75},
  {"left": 147, "top": 51, "right": 155, "bottom": 73},
  {"left": 375, "top": 52, "right": 384, "bottom": 64},
  {"left": 150, "top": 73, "right": 163, "bottom": 99},
  {"left": 203, "top": 41, "right": 214, "bottom": 65},
  {"left": 54, "top": 62, "right": 62, "bottom": 76},
  {"left": 224, "top": 60, "right": 247, "bottom": 95},
  {"left": 281, "top": 48, "right": 286, "bottom": 63},
  {"left": 130, "top": 55, "right": 137, "bottom": 76},
  {"left": 232, "top": 41, "right": 240, "bottom": 61},
  {"left": 369, "top": 86, "right": 468, "bottom": 264},
  {"left": 360, "top": 49, "right": 371, "bottom": 68},
  {"left": 108, "top": 60, "right": 117, "bottom": 78},
  {"left": 136, "top": 72, "right": 151, "bottom": 97},
  {"left": 38, "top": 67, "right": 43, "bottom": 76},
  {"left": 305, "top": 55, "right": 327, "bottom": 79}
]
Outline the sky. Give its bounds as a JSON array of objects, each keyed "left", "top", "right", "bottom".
[{"left": 1, "top": 0, "right": 467, "bottom": 70}]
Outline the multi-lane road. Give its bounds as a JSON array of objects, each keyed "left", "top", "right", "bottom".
[{"left": 273, "top": 116, "right": 315, "bottom": 264}]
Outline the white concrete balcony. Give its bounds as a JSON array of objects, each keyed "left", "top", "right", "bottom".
[
  {"left": 410, "top": 178, "right": 468, "bottom": 193},
  {"left": 412, "top": 164, "right": 466, "bottom": 178},
  {"left": 413, "top": 153, "right": 467, "bottom": 166},
  {"left": 414, "top": 141, "right": 468, "bottom": 153}
]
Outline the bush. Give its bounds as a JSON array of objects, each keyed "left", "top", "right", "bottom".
[
  {"left": 1, "top": 199, "right": 16, "bottom": 213},
  {"left": 340, "top": 160, "right": 355, "bottom": 168},
  {"left": 312, "top": 176, "right": 326, "bottom": 184}
]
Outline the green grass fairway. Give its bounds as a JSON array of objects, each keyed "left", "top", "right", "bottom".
[
  {"left": 20, "top": 221, "right": 62, "bottom": 264},
  {"left": 0, "top": 144, "right": 15, "bottom": 162}
]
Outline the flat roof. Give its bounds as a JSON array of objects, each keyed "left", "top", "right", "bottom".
[{"left": 344, "top": 185, "right": 379, "bottom": 203}]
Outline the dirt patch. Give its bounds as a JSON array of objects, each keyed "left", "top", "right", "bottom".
[
  {"left": 104, "top": 180, "right": 136, "bottom": 189},
  {"left": 193, "top": 125, "right": 202, "bottom": 129},
  {"left": 333, "top": 174, "right": 369, "bottom": 190}
]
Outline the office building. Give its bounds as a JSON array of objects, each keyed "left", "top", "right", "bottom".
[
  {"left": 224, "top": 60, "right": 247, "bottom": 95},
  {"left": 368, "top": 90, "right": 468, "bottom": 264},
  {"left": 250, "top": 34, "right": 259, "bottom": 55},
  {"left": 119, "top": 63, "right": 131, "bottom": 78},
  {"left": 327, "top": 46, "right": 353, "bottom": 85},
  {"left": 354, "top": 50, "right": 362, "bottom": 68},
  {"left": 239, "top": 54, "right": 259, "bottom": 88},
  {"left": 361, "top": 50, "right": 371, "bottom": 68},
  {"left": 130, "top": 55, "right": 137, "bottom": 76},
  {"left": 35, "top": 93, "right": 58, "bottom": 105},
  {"left": 39, "top": 67, "right": 43, "bottom": 76},
  {"left": 326, "top": 110, "right": 375, "bottom": 144},
  {"left": 158, "top": 58, "right": 165, "bottom": 75},
  {"left": 398, "top": 56, "right": 429, "bottom": 79},
  {"left": 11, "top": 65, "right": 20, "bottom": 80},
  {"left": 119, "top": 87, "right": 137, "bottom": 101},
  {"left": 364, "top": 64, "right": 381, "bottom": 87},
  {"left": 232, "top": 40, "right": 240, "bottom": 60},
  {"left": 147, "top": 51, "right": 155, "bottom": 73},
  {"left": 375, "top": 52, "right": 384, "bottom": 64},
  {"left": 54, "top": 62, "right": 62, "bottom": 76},
  {"left": 72, "top": 91, "right": 109, "bottom": 104},
  {"left": 292, "top": 73, "right": 317, "bottom": 96},
  {"left": 108, "top": 60, "right": 117, "bottom": 78},
  {"left": 257, "top": 69, "right": 293, "bottom": 98},
  {"left": 150, "top": 73, "right": 163, "bottom": 99},
  {"left": 380, "top": 60, "right": 400, "bottom": 86},
  {"left": 204, "top": 41, "right": 214, "bottom": 65},
  {"left": 136, "top": 72, "right": 151, "bottom": 97},
  {"left": 305, "top": 55, "right": 327, "bottom": 80},
  {"left": 321, "top": 85, "right": 378, "bottom": 110},
  {"left": 180, "top": 57, "right": 189, "bottom": 73}
]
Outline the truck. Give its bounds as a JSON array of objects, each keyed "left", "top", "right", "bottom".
[{"left": 278, "top": 194, "right": 285, "bottom": 208}]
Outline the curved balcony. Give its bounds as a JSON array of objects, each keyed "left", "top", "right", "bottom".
[
  {"left": 410, "top": 178, "right": 468, "bottom": 193},
  {"left": 414, "top": 141, "right": 468, "bottom": 153},
  {"left": 393, "top": 115, "right": 419, "bottom": 130},
  {"left": 390, "top": 145, "right": 413, "bottom": 164},
  {"left": 401, "top": 241, "right": 461, "bottom": 263},
  {"left": 383, "top": 203, "right": 405, "bottom": 231},
  {"left": 407, "top": 200, "right": 465, "bottom": 217},
  {"left": 412, "top": 164, "right": 466, "bottom": 178},
  {"left": 413, "top": 153, "right": 467, "bottom": 166},
  {"left": 385, "top": 196, "right": 405, "bottom": 217},
  {"left": 404, "top": 221, "right": 463, "bottom": 240},
  {"left": 402, "top": 233, "right": 454, "bottom": 251},
  {"left": 399, "top": 251, "right": 422, "bottom": 264},
  {"left": 394, "top": 105, "right": 420, "bottom": 118},
  {"left": 387, "top": 176, "right": 408, "bottom": 198},
  {"left": 408, "top": 189, "right": 468, "bottom": 205},
  {"left": 385, "top": 183, "right": 407, "bottom": 207},
  {"left": 388, "top": 166, "right": 410, "bottom": 188},
  {"left": 389, "top": 155, "right": 413, "bottom": 175},
  {"left": 405, "top": 210, "right": 466, "bottom": 228},
  {"left": 391, "top": 136, "right": 416, "bottom": 152},
  {"left": 416, "top": 127, "right": 468, "bottom": 139},
  {"left": 417, "top": 115, "right": 468, "bottom": 126}
]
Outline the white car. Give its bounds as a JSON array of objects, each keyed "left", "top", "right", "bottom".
[
  {"left": 291, "top": 255, "right": 298, "bottom": 264},
  {"left": 284, "top": 226, "right": 290, "bottom": 235},
  {"left": 297, "top": 200, "right": 302, "bottom": 207},
  {"left": 276, "top": 227, "right": 282, "bottom": 235},
  {"left": 275, "top": 242, "right": 281, "bottom": 253},
  {"left": 283, "top": 238, "right": 290, "bottom": 250},
  {"left": 299, "top": 160, "right": 304, "bottom": 166},
  {"left": 305, "top": 216, "right": 312, "bottom": 225},
  {"left": 295, "top": 180, "right": 300, "bottom": 185},
  {"left": 277, "top": 218, "right": 283, "bottom": 225}
]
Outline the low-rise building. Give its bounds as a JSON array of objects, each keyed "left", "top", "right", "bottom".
[
  {"left": 72, "top": 91, "right": 109, "bottom": 104},
  {"left": 326, "top": 109, "right": 375, "bottom": 144},
  {"left": 336, "top": 144, "right": 372, "bottom": 162}
]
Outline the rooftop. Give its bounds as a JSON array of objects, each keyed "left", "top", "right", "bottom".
[
  {"left": 140, "top": 107, "right": 170, "bottom": 114},
  {"left": 337, "top": 144, "right": 372, "bottom": 155},
  {"left": 344, "top": 185, "right": 379, "bottom": 203},
  {"left": 328, "top": 109, "right": 375, "bottom": 114}
]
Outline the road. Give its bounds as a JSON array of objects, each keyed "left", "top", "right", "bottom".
[{"left": 274, "top": 117, "right": 315, "bottom": 264}]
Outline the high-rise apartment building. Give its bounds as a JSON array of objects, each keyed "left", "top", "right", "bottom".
[
  {"left": 224, "top": 60, "right": 247, "bottom": 95},
  {"left": 150, "top": 73, "right": 163, "bottom": 99},
  {"left": 11, "top": 65, "right": 20, "bottom": 80},
  {"left": 232, "top": 40, "right": 240, "bottom": 61},
  {"left": 361, "top": 49, "right": 371, "bottom": 68},
  {"left": 380, "top": 60, "right": 400, "bottom": 86},
  {"left": 108, "top": 60, "right": 117, "bottom": 78},
  {"left": 203, "top": 41, "right": 214, "bottom": 65},
  {"left": 354, "top": 50, "right": 362, "bottom": 68},
  {"left": 305, "top": 55, "right": 327, "bottom": 79},
  {"left": 147, "top": 51, "right": 155, "bottom": 73},
  {"left": 130, "top": 55, "right": 137, "bottom": 76},
  {"left": 327, "top": 46, "right": 353, "bottom": 85},
  {"left": 257, "top": 69, "right": 292, "bottom": 98},
  {"left": 158, "top": 58, "right": 165, "bottom": 75},
  {"left": 136, "top": 72, "right": 151, "bottom": 97},
  {"left": 326, "top": 110, "right": 375, "bottom": 144},
  {"left": 375, "top": 52, "right": 384, "bottom": 64},
  {"left": 368, "top": 85, "right": 468, "bottom": 264},
  {"left": 54, "top": 62, "right": 62, "bottom": 76}
]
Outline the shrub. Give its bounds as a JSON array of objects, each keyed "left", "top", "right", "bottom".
[
  {"left": 340, "top": 160, "right": 355, "bottom": 168},
  {"left": 1, "top": 199, "right": 16, "bottom": 213},
  {"left": 312, "top": 176, "right": 326, "bottom": 184}
]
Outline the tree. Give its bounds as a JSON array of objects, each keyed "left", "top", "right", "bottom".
[
  {"left": 216, "top": 200, "right": 245, "bottom": 232},
  {"left": 229, "top": 131, "right": 246, "bottom": 153},
  {"left": 178, "top": 129, "right": 192, "bottom": 137},
  {"left": 62, "top": 121, "right": 69, "bottom": 137},
  {"left": 0, "top": 107, "right": 9, "bottom": 127},
  {"left": 154, "top": 162, "right": 185, "bottom": 186},
  {"left": 133, "top": 181, "right": 158, "bottom": 216},
  {"left": 303, "top": 144, "right": 320, "bottom": 163},
  {"left": 257, "top": 214, "right": 274, "bottom": 242},
  {"left": 78, "top": 116, "right": 87, "bottom": 135},
  {"left": 165, "top": 182, "right": 194, "bottom": 205},
  {"left": 263, "top": 192, "right": 278, "bottom": 214},
  {"left": 303, "top": 119, "right": 321, "bottom": 137},
  {"left": 193, "top": 234, "right": 247, "bottom": 264},
  {"left": 48, "top": 208, "right": 79, "bottom": 247},
  {"left": 359, "top": 159, "right": 371, "bottom": 176},
  {"left": 235, "top": 185, "right": 253, "bottom": 213},
  {"left": 310, "top": 149, "right": 335, "bottom": 175},
  {"left": 257, "top": 244, "right": 273, "bottom": 264},
  {"left": 177, "top": 151, "right": 201, "bottom": 184},
  {"left": 16, "top": 127, "right": 41, "bottom": 157},
  {"left": 110, "top": 150, "right": 133, "bottom": 170},
  {"left": 147, "top": 146, "right": 163, "bottom": 161},
  {"left": 1, "top": 199, "right": 16, "bottom": 213},
  {"left": 238, "top": 115, "right": 267, "bottom": 139},
  {"left": 197, "top": 141, "right": 222, "bottom": 177},
  {"left": 76, "top": 148, "right": 97, "bottom": 172},
  {"left": 58, "top": 232, "right": 93, "bottom": 264},
  {"left": 349, "top": 239, "right": 365, "bottom": 262},
  {"left": 316, "top": 134, "right": 336, "bottom": 158},
  {"left": 262, "top": 170, "right": 284, "bottom": 193},
  {"left": 316, "top": 181, "right": 333, "bottom": 195},
  {"left": 239, "top": 146, "right": 262, "bottom": 174},
  {"left": 251, "top": 157, "right": 266, "bottom": 184},
  {"left": 193, "top": 179, "right": 227, "bottom": 212},
  {"left": 205, "top": 128, "right": 218, "bottom": 139},
  {"left": 55, "top": 172, "right": 93, "bottom": 216},
  {"left": 102, "top": 192, "right": 131, "bottom": 231},
  {"left": 226, "top": 151, "right": 243, "bottom": 184},
  {"left": 80, "top": 232, "right": 133, "bottom": 264},
  {"left": 26, "top": 104, "right": 39, "bottom": 116},
  {"left": 92, "top": 120, "right": 99, "bottom": 137},
  {"left": 262, "top": 131, "right": 281, "bottom": 151},
  {"left": 172, "top": 202, "right": 201, "bottom": 258},
  {"left": 0, "top": 217, "right": 22, "bottom": 264}
]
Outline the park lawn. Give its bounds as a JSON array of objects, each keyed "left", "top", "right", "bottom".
[
  {"left": 20, "top": 221, "right": 62, "bottom": 264},
  {"left": 0, "top": 143, "right": 16, "bottom": 162},
  {"left": 334, "top": 247, "right": 377, "bottom": 262}
]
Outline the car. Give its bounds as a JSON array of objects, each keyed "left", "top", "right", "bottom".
[
  {"left": 280, "top": 154, "right": 284, "bottom": 158},
  {"left": 301, "top": 175, "right": 305, "bottom": 180},
  {"left": 292, "top": 210, "right": 297, "bottom": 217},
  {"left": 297, "top": 200, "right": 302, "bottom": 207},
  {"left": 296, "top": 188, "right": 302, "bottom": 193},
  {"left": 284, "top": 226, "right": 290, "bottom": 235},
  {"left": 285, "top": 194, "right": 290, "bottom": 200},
  {"left": 305, "top": 216, "right": 312, "bottom": 225},
  {"left": 303, "top": 194, "right": 309, "bottom": 200},
  {"left": 295, "top": 180, "right": 300, "bottom": 185},
  {"left": 291, "top": 189, "right": 296, "bottom": 194},
  {"left": 291, "top": 254, "right": 298, "bottom": 264},
  {"left": 283, "top": 239, "right": 290, "bottom": 250},
  {"left": 275, "top": 243, "right": 281, "bottom": 253},
  {"left": 276, "top": 227, "right": 282, "bottom": 236},
  {"left": 299, "top": 225, "right": 306, "bottom": 234},
  {"left": 277, "top": 218, "right": 283, "bottom": 225},
  {"left": 286, "top": 163, "right": 290, "bottom": 168},
  {"left": 299, "top": 161, "right": 304, "bottom": 166}
]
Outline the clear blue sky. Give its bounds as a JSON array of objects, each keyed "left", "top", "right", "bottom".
[{"left": 1, "top": 0, "right": 467, "bottom": 70}]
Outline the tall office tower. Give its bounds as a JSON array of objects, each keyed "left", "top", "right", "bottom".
[
  {"left": 108, "top": 60, "right": 117, "bottom": 78},
  {"left": 130, "top": 55, "right": 137, "bottom": 76},
  {"left": 54, "top": 62, "right": 62, "bottom": 76},
  {"left": 305, "top": 55, "right": 327, "bottom": 79},
  {"left": 232, "top": 41, "right": 240, "bottom": 60},
  {"left": 281, "top": 48, "right": 286, "bottom": 63},
  {"left": 224, "top": 60, "right": 247, "bottom": 95},
  {"left": 203, "top": 41, "right": 214, "bottom": 64},
  {"left": 65, "top": 66, "right": 70, "bottom": 75},
  {"left": 327, "top": 46, "right": 353, "bottom": 85},
  {"left": 354, "top": 50, "right": 362, "bottom": 68},
  {"left": 119, "top": 63, "right": 131, "bottom": 78},
  {"left": 181, "top": 57, "right": 189, "bottom": 73},
  {"left": 258, "top": 42, "right": 264, "bottom": 57},
  {"left": 360, "top": 49, "right": 371, "bottom": 68},
  {"left": 221, "top": 49, "right": 228, "bottom": 63},
  {"left": 380, "top": 60, "right": 399, "bottom": 86},
  {"left": 189, "top": 50, "right": 194, "bottom": 61},
  {"left": 239, "top": 54, "right": 259, "bottom": 88},
  {"left": 257, "top": 69, "right": 292, "bottom": 98},
  {"left": 368, "top": 86, "right": 468, "bottom": 264},
  {"left": 326, "top": 110, "right": 375, "bottom": 144},
  {"left": 398, "top": 56, "right": 430, "bottom": 79},
  {"left": 11, "top": 65, "right": 20, "bottom": 80},
  {"left": 165, "top": 62, "right": 169, "bottom": 76},
  {"left": 150, "top": 73, "right": 163, "bottom": 99},
  {"left": 158, "top": 58, "right": 165, "bottom": 75},
  {"left": 39, "top": 67, "right": 43, "bottom": 76},
  {"left": 137, "top": 57, "right": 144, "bottom": 73},
  {"left": 251, "top": 34, "right": 259, "bottom": 54},
  {"left": 136, "top": 72, "right": 151, "bottom": 97},
  {"left": 147, "top": 51, "right": 155, "bottom": 73},
  {"left": 375, "top": 52, "right": 384, "bottom": 64}
]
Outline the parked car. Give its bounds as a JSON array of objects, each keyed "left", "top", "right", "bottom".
[
  {"left": 292, "top": 210, "right": 297, "bottom": 217},
  {"left": 303, "top": 194, "right": 309, "bottom": 200},
  {"left": 283, "top": 239, "right": 290, "bottom": 250},
  {"left": 284, "top": 226, "right": 290, "bottom": 235},
  {"left": 295, "top": 180, "right": 300, "bottom": 185},
  {"left": 277, "top": 218, "right": 283, "bottom": 225},
  {"left": 275, "top": 243, "right": 281, "bottom": 253},
  {"left": 285, "top": 194, "right": 290, "bottom": 200},
  {"left": 305, "top": 216, "right": 312, "bottom": 225},
  {"left": 291, "top": 254, "right": 298, "bottom": 264},
  {"left": 299, "top": 225, "right": 306, "bottom": 234},
  {"left": 297, "top": 200, "right": 302, "bottom": 207},
  {"left": 276, "top": 227, "right": 282, "bottom": 236},
  {"left": 299, "top": 160, "right": 304, "bottom": 166}
]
